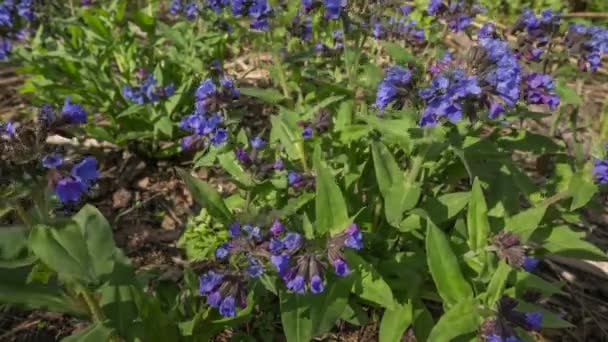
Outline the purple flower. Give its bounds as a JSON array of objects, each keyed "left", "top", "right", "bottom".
[
  {"left": 375, "top": 65, "right": 413, "bottom": 111},
  {"left": 2, "top": 120, "right": 15, "bottom": 136},
  {"left": 332, "top": 258, "right": 350, "bottom": 276},
  {"left": 215, "top": 242, "right": 231, "bottom": 259},
  {"left": 302, "top": 127, "right": 313, "bottom": 139},
  {"left": 243, "top": 224, "right": 262, "bottom": 241},
  {"left": 185, "top": 2, "right": 198, "bottom": 20},
  {"left": 309, "top": 274, "right": 324, "bottom": 294},
  {"left": 282, "top": 232, "right": 302, "bottom": 251},
  {"left": 273, "top": 159, "right": 284, "bottom": 170},
  {"left": 55, "top": 178, "right": 85, "bottom": 204},
  {"left": 0, "top": 5, "right": 13, "bottom": 28},
  {"left": 181, "top": 135, "right": 196, "bottom": 150},
  {"left": 269, "top": 238, "right": 284, "bottom": 254},
  {"left": 61, "top": 97, "right": 87, "bottom": 124},
  {"left": 207, "top": 0, "right": 228, "bottom": 12},
  {"left": 427, "top": 0, "right": 442, "bottom": 15},
  {"left": 593, "top": 159, "right": 608, "bottom": 184},
  {"left": 0, "top": 38, "right": 11, "bottom": 60},
  {"left": 522, "top": 256, "right": 539, "bottom": 272},
  {"left": 344, "top": 224, "right": 363, "bottom": 250},
  {"left": 211, "top": 128, "right": 228, "bottom": 145},
  {"left": 271, "top": 253, "right": 290, "bottom": 274},
  {"left": 288, "top": 171, "right": 303, "bottom": 186},
  {"left": 524, "top": 312, "right": 542, "bottom": 331},
  {"left": 196, "top": 79, "right": 217, "bottom": 102},
  {"left": 219, "top": 296, "right": 236, "bottom": 317},
  {"left": 207, "top": 291, "right": 222, "bottom": 307},
  {"left": 523, "top": 73, "right": 559, "bottom": 111},
  {"left": 199, "top": 270, "right": 224, "bottom": 294},
  {"left": 228, "top": 221, "right": 241, "bottom": 237},
  {"left": 246, "top": 257, "right": 264, "bottom": 277},
  {"left": 71, "top": 157, "right": 99, "bottom": 187},
  {"left": 250, "top": 136, "right": 265, "bottom": 149},
  {"left": 286, "top": 274, "right": 305, "bottom": 293},
  {"left": 323, "top": 0, "right": 345, "bottom": 20},
  {"left": 270, "top": 219, "right": 284, "bottom": 235},
  {"left": 16, "top": 0, "right": 33, "bottom": 21},
  {"left": 42, "top": 153, "right": 64, "bottom": 169}
]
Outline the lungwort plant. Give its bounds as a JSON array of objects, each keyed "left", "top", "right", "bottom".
[{"left": 1, "top": 0, "right": 608, "bottom": 341}]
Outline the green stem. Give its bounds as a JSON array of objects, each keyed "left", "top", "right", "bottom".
[
  {"left": 406, "top": 142, "right": 431, "bottom": 184},
  {"left": 15, "top": 203, "right": 32, "bottom": 229},
  {"left": 78, "top": 286, "right": 121, "bottom": 342},
  {"left": 539, "top": 190, "right": 572, "bottom": 207}
]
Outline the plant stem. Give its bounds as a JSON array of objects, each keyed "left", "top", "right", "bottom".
[
  {"left": 539, "top": 190, "right": 571, "bottom": 207},
  {"left": 78, "top": 286, "right": 122, "bottom": 342},
  {"left": 15, "top": 203, "right": 32, "bottom": 229}
]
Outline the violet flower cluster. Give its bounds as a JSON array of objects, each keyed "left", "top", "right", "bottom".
[
  {"left": 40, "top": 97, "right": 88, "bottom": 126},
  {"left": 511, "top": 9, "right": 561, "bottom": 62},
  {"left": 170, "top": 0, "right": 200, "bottom": 20},
  {"left": 207, "top": 0, "right": 273, "bottom": 31},
  {"left": 564, "top": 24, "right": 608, "bottom": 72},
  {"left": 371, "top": 5, "right": 424, "bottom": 45},
  {"left": 302, "top": 0, "right": 346, "bottom": 21},
  {"left": 0, "top": 0, "right": 34, "bottom": 60},
  {"left": 593, "top": 158, "right": 608, "bottom": 184},
  {"left": 297, "top": 108, "right": 332, "bottom": 139},
  {"left": 480, "top": 296, "right": 543, "bottom": 342},
  {"left": 290, "top": 12, "right": 312, "bottom": 41},
  {"left": 200, "top": 220, "right": 363, "bottom": 317},
  {"left": 234, "top": 136, "right": 285, "bottom": 179},
  {"left": 122, "top": 70, "right": 175, "bottom": 105},
  {"left": 179, "top": 77, "right": 238, "bottom": 150},
  {"left": 375, "top": 65, "right": 414, "bottom": 112},
  {"left": 43, "top": 155, "right": 100, "bottom": 205},
  {"left": 427, "top": 0, "right": 484, "bottom": 32},
  {"left": 315, "top": 29, "right": 344, "bottom": 56},
  {"left": 493, "top": 231, "right": 540, "bottom": 273}
]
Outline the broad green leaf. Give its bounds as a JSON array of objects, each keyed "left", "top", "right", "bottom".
[
  {"left": 340, "top": 301, "right": 369, "bottom": 326},
  {"left": 310, "top": 276, "right": 353, "bottom": 335},
  {"left": 81, "top": 10, "right": 112, "bottom": 40},
  {"left": 427, "top": 299, "right": 481, "bottom": 342},
  {"left": 466, "top": 178, "right": 490, "bottom": 251},
  {"left": 100, "top": 284, "right": 139, "bottom": 338},
  {"left": 177, "top": 168, "right": 232, "bottom": 221},
  {"left": 483, "top": 260, "right": 511, "bottom": 307},
  {"left": 240, "top": 87, "right": 284, "bottom": 104},
  {"left": 426, "top": 222, "right": 473, "bottom": 306},
  {"left": 0, "top": 225, "right": 29, "bottom": 261},
  {"left": 533, "top": 225, "right": 608, "bottom": 261},
  {"left": 371, "top": 141, "right": 403, "bottom": 196},
  {"left": 62, "top": 322, "right": 114, "bottom": 342},
  {"left": 279, "top": 193, "right": 315, "bottom": 217},
  {"left": 555, "top": 78, "right": 582, "bottom": 106},
  {"left": 304, "top": 95, "right": 345, "bottom": 119},
  {"left": 270, "top": 115, "right": 305, "bottom": 161},
  {"left": 72, "top": 205, "right": 116, "bottom": 279},
  {"left": 217, "top": 153, "right": 254, "bottom": 187},
  {"left": 132, "top": 10, "right": 156, "bottom": 34},
  {"left": 314, "top": 156, "right": 349, "bottom": 235},
  {"left": 419, "top": 192, "right": 470, "bottom": 225},
  {"left": 385, "top": 183, "right": 421, "bottom": 227},
  {"left": 335, "top": 100, "right": 354, "bottom": 129},
  {"left": 382, "top": 41, "right": 421, "bottom": 65},
  {"left": 412, "top": 299, "right": 434, "bottom": 342},
  {"left": 346, "top": 250, "right": 395, "bottom": 309},
  {"left": 280, "top": 291, "right": 313, "bottom": 342},
  {"left": 569, "top": 173, "right": 597, "bottom": 210},
  {"left": 379, "top": 300, "right": 413, "bottom": 342},
  {"left": 29, "top": 224, "right": 96, "bottom": 283},
  {"left": 506, "top": 205, "right": 547, "bottom": 241}
]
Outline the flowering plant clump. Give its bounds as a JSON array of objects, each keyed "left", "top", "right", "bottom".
[{"left": 0, "top": 0, "right": 607, "bottom": 341}]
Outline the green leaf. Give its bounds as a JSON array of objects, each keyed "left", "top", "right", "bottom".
[
  {"left": 62, "top": 323, "right": 114, "bottom": 342},
  {"left": 569, "top": 172, "right": 597, "bottom": 210},
  {"left": 412, "top": 299, "right": 434, "bottom": 342},
  {"left": 427, "top": 299, "right": 481, "bottom": 342},
  {"left": 555, "top": 78, "right": 582, "bottom": 106},
  {"left": 466, "top": 178, "right": 490, "bottom": 251},
  {"left": 72, "top": 205, "right": 116, "bottom": 279},
  {"left": 270, "top": 115, "right": 305, "bottom": 161},
  {"left": 310, "top": 276, "right": 353, "bottom": 335},
  {"left": 81, "top": 10, "right": 112, "bottom": 40},
  {"left": 280, "top": 291, "right": 313, "bottom": 342},
  {"left": 533, "top": 225, "right": 608, "bottom": 261},
  {"left": 371, "top": 141, "right": 403, "bottom": 197},
  {"left": 218, "top": 153, "right": 254, "bottom": 187},
  {"left": 426, "top": 222, "right": 473, "bottom": 307},
  {"left": 304, "top": 95, "right": 345, "bottom": 119},
  {"left": 516, "top": 302, "right": 574, "bottom": 328},
  {"left": 279, "top": 193, "right": 315, "bottom": 217},
  {"left": 132, "top": 10, "right": 156, "bottom": 34},
  {"left": 314, "top": 155, "right": 349, "bottom": 235},
  {"left": 483, "top": 260, "right": 511, "bottom": 307},
  {"left": 177, "top": 168, "right": 232, "bottom": 221},
  {"left": 346, "top": 250, "right": 395, "bottom": 309},
  {"left": 99, "top": 284, "right": 139, "bottom": 338},
  {"left": 379, "top": 300, "right": 413, "bottom": 342},
  {"left": 29, "top": 224, "right": 96, "bottom": 283},
  {"left": 382, "top": 42, "right": 421, "bottom": 65},
  {"left": 340, "top": 301, "right": 369, "bottom": 326},
  {"left": 240, "top": 87, "right": 284, "bottom": 104},
  {"left": 506, "top": 205, "right": 547, "bottom": 241},
  {"left": 385, "top": 184, "right": 421, "bottom": 227}
]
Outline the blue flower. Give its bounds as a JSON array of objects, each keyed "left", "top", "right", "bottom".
[
  {"left": 593, "top": 159, "right": 608, "bottom": 184},
  {"left": 211, "top": 128, "right": 228, "bottom": 145},
  {"left": 243, "top": 224, "right": 262, "bottom": 241},
  {"left": 122, "top": 86, "right": 144, "bottom": 104},
  {"left": 0, "top": 38, "right": 11, "bottom": 60},
  {"left": 524, "top": 311, "right": 542, "bottom": 330},
  {"left": 0, "top": 5, "right": 13, "bottom": 28},
  {"left": 16, "top": 0, "right": 33, "bottom": 21},
  {"left": 207, "top": 291, "right": 222, "bottom": 307},
  {"left": 250, "top": 136, "right": 265, "bottom": 149},
  {"left": 2, "top": 120, "right": 15, "bottom": 136},
  {"left": 282, "top": 232, "right": 302, "bottom": 251},
  {"left": 181, "top": 135, "right": 196, "bottom": 150},
  {"left": 332, "top": 258, "right": 350, "bottom": 276},
  {"left": 61, "top": 97, "right": 87, "bottom": 124},
  {"left": 344, "top": 224, "right": 363, "bottom": 250},
  {"left": 71, "top": 156, "right": 99, "bottom": 187},
  {"left": 208, "top": 0, "right": 228, "bottom": 13},
  {"left": 522, "top": 256, "right": 539, "bottom": 272},
  {"left": 427, "top": 0, "right": 442, "bottom": 15},
  {"left": 185, "top": 2, "right": 198, "bottom": 20},
  {"left": 228, "top": 221, "right": 241, "bottom": 237},
  {"left": 42, "top": 153, "right": 64, "bottom": 169},
  {"left": 196, "top": 79, "right": 217, "bottom": 102},
  {"left": 286, "top": 274, "right": 305, "bottom": 293},
  {"left": 323, "top": 0, "right": 345, "bottom": 20},
  {"left": 310, "top": 274, "right": 324, "bottom": 294},
  {"left": 246, "top": 257, "right": 264, "bottom": 277},
  {"left": 215, "top": 242, "right": 231, "bottom": 259},
  {"left": 269, "top": 238, "right": 284, "bottom": 254},
  {"left": 375, "top": 65, "right": 412, "bottom": 111},
  {"left": 219, "top": 296, "right": 236, "bottom": 317},
  {"left": 271, "top": 253, "right": 289, "bottom": 274},
  {"left": 288, "top": 171, "right": 303, "bottom": 186},
  {"left": 199, "top": 270, "right": 224, "bottom": 294},
  {"left": 302, "top": 127, "right": 313, "bottom": 139},
  {"left": 55, "top": 178, "right": 85, "bottom": 204},
  {"left": 270, "top": 219, "right": 284, "bottom": 235}
]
